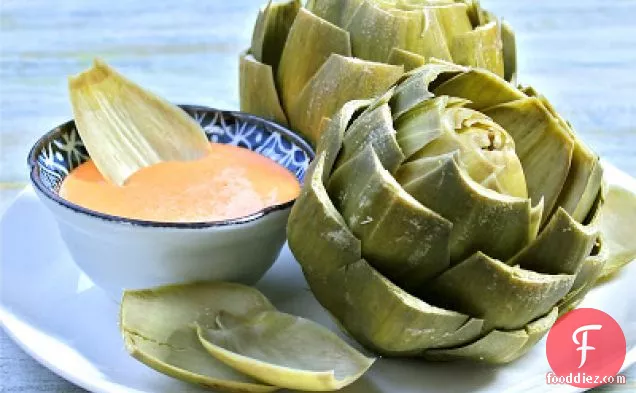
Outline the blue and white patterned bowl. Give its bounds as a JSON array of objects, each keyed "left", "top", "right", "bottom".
[{"left": 27, "top": 106, "right": 314, "bottom": 301}]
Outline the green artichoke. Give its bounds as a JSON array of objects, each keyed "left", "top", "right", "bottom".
[
  {"left": 287, "top": 61, "right": 636, "bottom": 364},
  {"left": 240, "top": 0, "right": 516, "bottom": 145}
]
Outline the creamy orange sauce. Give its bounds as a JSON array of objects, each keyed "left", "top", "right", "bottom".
[{"left": 60, "top": 143, "right": 301, "bottom": 222}]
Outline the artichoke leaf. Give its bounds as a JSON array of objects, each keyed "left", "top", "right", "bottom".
[
  {"left": 435, "top": 3, "right": 473, "bottom": 47},
  {"left": 277, "top": 8, "right": 352, "bottom": 118},
  {"left": 120, "top": 283, "right": 277, "bottom": 392},
  {"left": 345, "top": 1, "right": 410, "bottom": 64},
  {"left": 432, "top": 68, "right": 525, "bottom": 111},
  {"left": 338, "top": 259, "right": 475, "bottom": 355},
  {"left": 196, "top": 311, "right": 375, "bottom": 392},
  {"left": 287, "top": 153, "right": 362, "bottom": 277},
  {"left": 289, "top": 53, "right": 403, "bottom": 145},
  {"left": 123, "top": 330, "right": 276, "bottom": 393},
  {"left": 337, "top": 102, "right": 405, "bottom": 174},
  {"left": 250, "top": 0, "right": 301, "bottom": 71},
  {"left": 427, "top": 252, "right": 575, "bottom": 331},
  {"left": 328, "top": 145, "right": 452, "bottom": 288},
  {"left": 558, "top": 239, "right": 608, "bottom": 314},
  {"left": 553, "top": 145, "right": 603, "bottom": 223},
  {"left": 388, "top": 6, "right": 453, "bottom": 62},
  {"left": 316, "top": 99, "right": 371, "bottom": 177},
  {"left": 501, "top": 20, "right": 517, "bottom": 83},
  {"left": 510, "top": 307, "right": 558, "bottom": 361},
  {"left": 394, "top": 96, "right": 448, "bottom": 159},
  {"left": 306, "top": 0, "right": 364, "bottom": 28},
  {"left": 599, "top": 182, "right": 636, "bottom": 279},
  {"left": 484, "top": 97, "right": 575, "bottom": 221},
  {"left": 426, "top": 317, "right": 485, "bottom": 350},
  {"left": 397, "top": 153, "right": 541, "bottom": 262},
  {"left": 391, "top": 61, "right": 467, "bottom": 119},
  {"left": 68, "top": 59, "right": 210, "bottom": 186},
  {"left": 450, "top": 21, "right": 504, "bottom": 78},
  {"left": 239, "top": 54, "right": 289, "bottom": 127},
  {"left": 423, "top": 308, "right": 558, "bottom": 364},
  {"left": 508, "top": 207, "right": 599, "bottom": 275},
  {"left": 424, "top": 329, "right": 528, "bottom": 364},
  {"left": 388, "top": 48, "right": 429, "bottom": 72}
]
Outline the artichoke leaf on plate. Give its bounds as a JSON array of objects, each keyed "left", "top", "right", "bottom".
[
  {"left": 120, "top": 283, "right": 277, "bottom": 392},
  {"left": 196, "top": 310, "right": 375, "bottom": 392},
  {"left": 68, "top": 59, "right": 210, "bottom": 186}
]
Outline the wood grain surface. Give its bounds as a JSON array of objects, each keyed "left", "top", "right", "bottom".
[{"left": 1, "top": 0, "right": 634, "bottom": 391}]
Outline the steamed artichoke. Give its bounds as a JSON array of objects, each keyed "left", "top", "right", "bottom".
[
  {"left": 287, "top": 61, "right": 636, "bottom": 364},
  {"left": 240, "top": 0, "right": 516, "bottom": 144}
]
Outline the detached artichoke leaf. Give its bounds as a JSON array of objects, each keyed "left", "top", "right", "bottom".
[
  {"left": 287, "top": 153, "right": 362, "bottom": 277},
  {"left": 277, "top": 8, "right": 352, "bottom": 116},
  {"left": 397, "top": 153, "right": 541, "bottom": 263},
  {"left": 508, "top": 207, "right": 599, "bottom": 275},
  {"left": 338, "top": 102, "right": 405, "bottom": 174},
  {"left": 426, "top": 252, "right": 575, "bottom": 331},
  {"left": 250, "top": 0, "right": 301, "bottom": 71},
  {"left": 599, "top": 182, "right": 636, "bottom": 279},
  {"left": 68, "top": 59, "right": 210, "bottom": 186},
  {"left": 328, "top": 145, "right": 452, "bottom": 288},
  {"left": 196, "top": 311, "right": 375, "bottom": 392},
  {"left": 450, "top": 21, "right": 504, "bottom": 78},
  {"left": 338, "top": 259, "right": 475, "bottom": 355},
  {"left": 388, "top": 48, "right": 429, "bottom": 72},
  {"left": 123, "top": 330, "right": 276, "bottom": 393},
  {"left": 120, "top": 283, "right": 277, "bottom": 392},
  {"left": 432, "top": 68, "right": 525, "bottom": 111},
  {"left": 423, "top": 308, "right": 558, "bottom": 364},
  {"left": 289, "top": 54, "right": 403, "bottom": 144},
  {"left": 484, "top": 97, "right": 575, "bottom": 221},
  {"left": 239, "top": 54, "right": 289, "bottom": 127}
]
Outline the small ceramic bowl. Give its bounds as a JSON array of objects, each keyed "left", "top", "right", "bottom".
[{"left": 28, "top": 105, "right": 314, "bottom": 301}]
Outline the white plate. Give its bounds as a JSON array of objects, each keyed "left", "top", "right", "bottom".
[{"left": 2, "top": 163, "right": 635, "bottom": 393}]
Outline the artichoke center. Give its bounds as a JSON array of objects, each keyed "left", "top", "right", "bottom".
[{"left": 414, "top": 103, "right": 528, "bottom": 198}]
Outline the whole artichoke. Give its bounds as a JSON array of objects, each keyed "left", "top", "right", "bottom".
[
  {"left": 287, "top": 61, "right": 634, "bottom": 364},
  {"left": 240, "top": 0, "right": 516, "bottom": 145}
]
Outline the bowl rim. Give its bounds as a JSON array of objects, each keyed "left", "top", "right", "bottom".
[{"left": 27, "top": 105, "right": 315, "bottom": 229}]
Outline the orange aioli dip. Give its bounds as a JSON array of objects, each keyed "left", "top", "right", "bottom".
[{"left": 60, "top": 143, "right": 301, "bottom": 222}]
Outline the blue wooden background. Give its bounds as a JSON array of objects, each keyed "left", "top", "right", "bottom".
[{"left": 1, "top": 0, "right": 634, "bottom": 391}]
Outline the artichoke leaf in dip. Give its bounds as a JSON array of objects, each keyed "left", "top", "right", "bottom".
[{"left": 197, "top": 310, "right": 375, "bottom": 392}]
